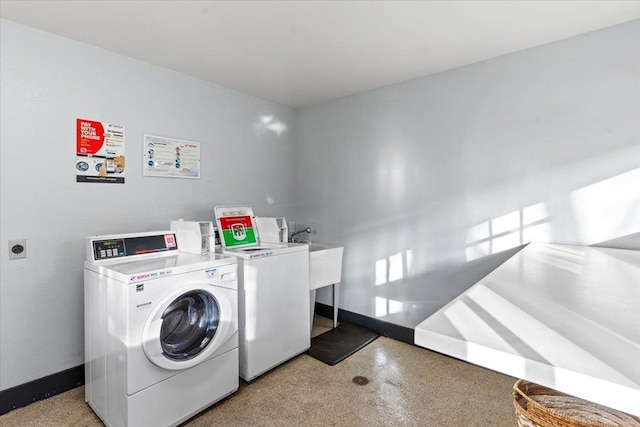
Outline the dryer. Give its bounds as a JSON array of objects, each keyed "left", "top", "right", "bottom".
[
  {"left": 84, "top": 231, "right": 238, "bottom": 427},
  {"left": 214, "top": 206, "right": 310, "bottom": 382}
]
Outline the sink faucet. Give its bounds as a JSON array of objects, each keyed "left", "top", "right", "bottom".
[{"left": 289, "top": 226, "right": 312, "bottom": 242}]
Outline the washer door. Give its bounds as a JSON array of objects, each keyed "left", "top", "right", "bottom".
[{"left": 142, "top": 284, "right": 232, "bottom": 370}]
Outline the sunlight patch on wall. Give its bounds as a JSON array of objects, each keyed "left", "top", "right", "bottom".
[
  {"left": 492, "top": 211, "right": 520, "bottom": 235},
  {"left": 375, "top": 296, "right": 404, "bottom": 317},
  {"left": 375, "top": 250, "right": 413, "bottom": 285},
  {"left": 570, "top": 168, "right": 640, "bottom": 245},
  {"left": 492, "top": 232, "right": 521, "bottom": 253},
  {"left": 467, "top": 222, "right": 490, "bottom": 243},
  {"left": 466, "top": 241, "right": 491, "bottom": 261},
  {"left": 375, "top": 259, "right": 387, "bottom": 286},
  {"left": 466, "top": 203, "right": 550, "bottom": 261},
  {"left": 523, "top": 202, "right": 548, "bottom": 225},
  {"left": 388, "top": 253, "right": 403, "bottom": 282},
  {"left": 522, "top": 202, "right": 552, "bottom": 243}
]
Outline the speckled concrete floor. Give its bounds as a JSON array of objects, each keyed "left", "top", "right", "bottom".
[{"left": 0, "top": 316, "right": 516, "bottom": 427}]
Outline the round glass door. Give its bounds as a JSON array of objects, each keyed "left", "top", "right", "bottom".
[{"left": 160, "top": 290, "right": 220, "bottom": 360}]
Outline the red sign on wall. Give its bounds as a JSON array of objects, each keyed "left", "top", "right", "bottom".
[{"left": 76, "top": 118, "right": 125, "bottom": 184}]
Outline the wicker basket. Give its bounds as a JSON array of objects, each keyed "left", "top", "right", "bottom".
[{"left": 513, "top": 380, "right": 640, "bottom": 427}]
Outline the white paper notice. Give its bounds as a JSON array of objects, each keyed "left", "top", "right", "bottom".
[{"left": 143, "top": 134, "right": 200, "bottom": 179}]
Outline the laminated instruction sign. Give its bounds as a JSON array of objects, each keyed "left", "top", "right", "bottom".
[
  {"left": 218, "top": 215, "right": 258, "bottom": 247},
  {"left": 143, "top": 134, "right": 200, "bottom": 179},
  {"left": 76, "top": 119, "right": 125, "bottom": 183}
]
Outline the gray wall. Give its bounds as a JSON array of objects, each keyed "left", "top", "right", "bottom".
[
  {"left": 293, "top": 20, "right": 640, "bottom": 328},
  {"left": 1, "top": 17, "right": 639, "bottom": 393},
  {"left": 0, "top": 20, "right": 296, "bottom": 391}
]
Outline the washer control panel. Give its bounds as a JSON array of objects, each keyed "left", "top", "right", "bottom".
[{"left": 93, "top": 239, "right": 126, "bottom": 260}]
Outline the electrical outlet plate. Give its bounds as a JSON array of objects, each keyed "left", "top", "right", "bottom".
[{"left": 9, "top": 239, "right": 26, "bottom": 260}]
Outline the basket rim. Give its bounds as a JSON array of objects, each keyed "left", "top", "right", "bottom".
[{"left": 513, "top": 379, "right": 640, "bottom": 427}]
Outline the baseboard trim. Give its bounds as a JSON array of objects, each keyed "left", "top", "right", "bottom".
[
  {"left": 0, "top": 364, "right": 84, "bottom": 415},
  {"left": 315, "top": 302, "right": 414, "bottom": 345}
]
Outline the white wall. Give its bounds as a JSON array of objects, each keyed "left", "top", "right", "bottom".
[
  {"left": 294, "top": 20, "right": 640, "bottom": 328},
  {"left": 0, "top": 20, "right": 296, "bottom": 391},
  {"left": 2, "top": 17, "right": 639, "bottom": 394}
]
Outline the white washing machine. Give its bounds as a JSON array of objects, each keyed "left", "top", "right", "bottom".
[
  {"left": 84, "top": 231, "right": 239, "bottom": 427},
  {"left": 214, "top": 206, "right": 310, "bottom": 382}
]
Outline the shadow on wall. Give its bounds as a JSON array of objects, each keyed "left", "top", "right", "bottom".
[
  {"left": 592, "top": 231, "right": 640, "bottom": 250},
  {"left": 370, "top": 246, "right": 525, "bottom": 328},
  {"left": 343, "top": 167, "right": 640, "bottom": 329}
]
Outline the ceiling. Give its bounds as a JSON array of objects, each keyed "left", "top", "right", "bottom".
[{"left": 1, "top": 1, "right": 639, "bottom": 108}]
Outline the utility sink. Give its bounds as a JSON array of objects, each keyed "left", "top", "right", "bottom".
[{"left": 307, "top": 243, "right": 344, "bottom": 290}]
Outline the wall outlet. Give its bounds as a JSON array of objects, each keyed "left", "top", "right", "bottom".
[{"left": 9, "top": 239, "right": 26, "bottom": 260}]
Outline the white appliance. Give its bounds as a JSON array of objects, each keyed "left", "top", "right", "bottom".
[
  {"left": 170, "top": 220, "right": 220, "bottom": 255},
  {"left": 84, "top": 231, "right": 239, "bottom": 427},
  {"left": 254, "top": 216, "right": 288, "bottom": 243},
  {"left": 215, "top": 206, "right": 310, "bottom": 382}
]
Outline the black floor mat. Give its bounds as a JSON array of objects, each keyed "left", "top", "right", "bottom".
[{"left": 307, "top": 322, "right": 380, "bottom": 366}]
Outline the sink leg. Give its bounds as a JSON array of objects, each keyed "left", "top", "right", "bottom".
[{"left": 333, "top": 282, "right": 340, "bottom": 328}]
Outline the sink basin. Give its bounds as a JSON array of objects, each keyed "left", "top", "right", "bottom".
[{"left": 307, "top": 243, "right": 344, "bottom": 290}]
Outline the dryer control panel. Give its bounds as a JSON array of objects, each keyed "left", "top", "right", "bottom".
[{"left": 88, "top": 232, "right": 178, "bottom": 261}]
